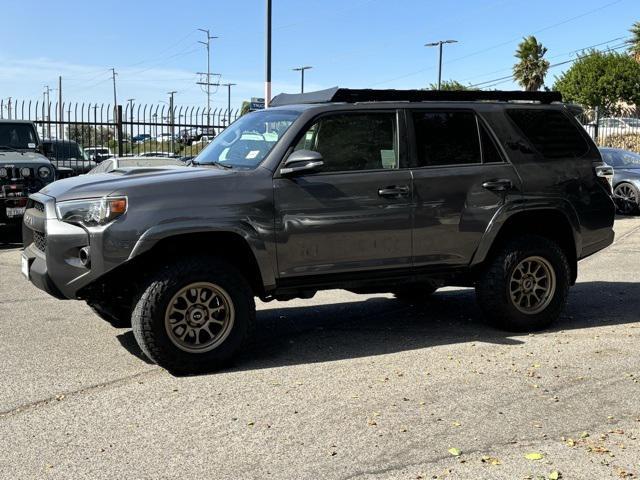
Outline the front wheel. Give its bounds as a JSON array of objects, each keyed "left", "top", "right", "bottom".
[
  {"left": 475, "top": 235, "right": 570, "bottom": 332},
  {"left": 131, "top": 257, "right": 255, "bottom": 374}
]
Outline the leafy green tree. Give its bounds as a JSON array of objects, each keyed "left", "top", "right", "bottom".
[
  {"left": 629, "top": 21, "right": 640, "bottom": 62},
  {"left": 427, "top": 80, "right": 475, "bottom": 91},
  {"left": 553, "top": 50, "right": 640, "bottom": 113},
  {"left": 513, "top": 36, "right": 550, "bottom": 91},
  {"left": 240, "top": 101, "right": 252, "bottom": 116}
]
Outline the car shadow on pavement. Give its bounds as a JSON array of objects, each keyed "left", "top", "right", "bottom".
[
  {"left": 227, "top": 280, "right": 640, "bottom": 374},
  {"left": 0, "top": 224, "right": 22, "bottom": 250},
  {"left": 111, "top": 281, "right": 640, "bottom": 376}
]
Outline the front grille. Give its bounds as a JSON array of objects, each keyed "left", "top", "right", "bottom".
[{"left": 33, "top": 231, "right": 47, "bottom": 252}]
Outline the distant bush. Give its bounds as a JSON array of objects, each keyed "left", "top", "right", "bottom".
[{"left": 600, "top": 133, "right": 640, "bottom": 153}]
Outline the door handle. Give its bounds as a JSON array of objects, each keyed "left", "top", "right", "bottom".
[
  {"left": 482, "top": 179, "right": 513, "bottom": 192},
  {"left": 378, "top": 185, "right": 410, "bottom": 198}
]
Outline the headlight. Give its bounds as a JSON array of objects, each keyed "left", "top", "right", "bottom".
[
  {"left": 0, "top": 167, "right": 7, "bottom": 178},
  {"left": 56, "top": 196, "right": 127, "bottom": 227},
  {"left": 20, "top": 167, "right": 31, "bottom": 177},
  {"left": 38, "top": 166, "right": 52, "bottom": 179}
]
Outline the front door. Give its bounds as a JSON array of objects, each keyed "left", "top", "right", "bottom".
[{"left": 273, "top": 111, "right": 413, "bottom": 279}]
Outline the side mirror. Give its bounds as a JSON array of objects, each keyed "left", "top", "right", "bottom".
[{"left": 280, "top": 150, "right": 324, "bottom": 176}]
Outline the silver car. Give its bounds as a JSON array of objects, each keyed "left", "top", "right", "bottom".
[{"left": 599, "top": 147, "right": 640, "bottom": 214}]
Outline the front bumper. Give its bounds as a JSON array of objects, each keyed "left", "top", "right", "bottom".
[{"left": 22, "top": 193, "right": 94, "bottom": 299}]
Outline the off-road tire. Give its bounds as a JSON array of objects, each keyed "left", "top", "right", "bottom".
[
  {"left": 475, "top": 235, "right": 570, "bottom": 332},
  {"left": 393, "top": 281, "right": 439, "bottom": 303},
  {"left": 131, "top": 257, "right": 255, "bottom": 374},
  {"left": 88, "top": 300, "right": 132, "bottom": 328}
]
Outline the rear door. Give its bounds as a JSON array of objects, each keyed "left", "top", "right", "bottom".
[
  {"left": 408, "top": 108, "right": 522, "bottom": 268},
  {"left": 273, "top": 110, "right": 413, "bottom": 278}
]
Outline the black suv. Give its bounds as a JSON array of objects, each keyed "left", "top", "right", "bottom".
[{"left": 22, "top": 88, "right": 615, "bottom": 373}]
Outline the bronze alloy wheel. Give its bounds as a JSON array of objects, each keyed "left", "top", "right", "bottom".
[
  {"left": 508, "top": 256, "right": 557, "bottom": 315},
  {"left": 164, "top": 282, "right": 235, "bottom": 353}
]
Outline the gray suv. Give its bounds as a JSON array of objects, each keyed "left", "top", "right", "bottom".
[{"left": 22, "top": 88, "right": 616, "bottom": 373}]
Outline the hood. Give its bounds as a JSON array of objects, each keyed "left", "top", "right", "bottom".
[
  {"left": 0, "top": 151, "right": 51, "bottom": 166},
  {"left": 40, "top": 164, "right": 234, "bottom": 201}
]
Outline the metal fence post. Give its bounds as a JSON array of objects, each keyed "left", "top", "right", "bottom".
[
  {"left": 594, "top": 106, "right": 600, "bottom": 144},
  {"left": 116, "top": 105, "right": 124, "bottom": 157}
]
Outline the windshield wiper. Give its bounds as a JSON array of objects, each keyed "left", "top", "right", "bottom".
[
  {"left": 211, "top": 161, "right": 233, "bottom": 169},
  {"left": 0, "top": 145, "right": 21, "bottom": 152}
]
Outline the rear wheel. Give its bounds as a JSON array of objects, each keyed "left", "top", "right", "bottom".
[
  {"left": 614, "top": 182, "right": 640, "bottom": 215},
  {"left": 393, "top": 281, "right": 439, "bottom": 303},
  {"left": 475, "top": 235, "right": 570, "bottom": 332},
  {"left": 131, "top": 257, "right": 255, "bottom": 374}
]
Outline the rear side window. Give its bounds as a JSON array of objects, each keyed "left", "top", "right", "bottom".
[
  {"left": 507, "top": 109, "right": 588, "bottom": 159},
  {"left": 412, "top": 111, "right": 480, "bottom": 167}
]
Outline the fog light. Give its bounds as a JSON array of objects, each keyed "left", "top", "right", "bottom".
[{"left": 79, "top": 246, "right": 91, "bottom": 267}]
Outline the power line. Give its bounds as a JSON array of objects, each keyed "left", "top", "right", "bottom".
[
  {"left": 371, "top": 0, "right": 630, "bottom": 87},
  {"left": 473, "top": 43, "right": 630, "bottom": 89}
]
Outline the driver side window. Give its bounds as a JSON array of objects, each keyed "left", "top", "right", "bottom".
[{"left": 294, "top": 112, "right": 398, "bottom": 172}]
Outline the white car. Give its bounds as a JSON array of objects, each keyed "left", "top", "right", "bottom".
[
  {"left": 155, "top": 133, "right": 175, "bottom": 142},
  {"left": 84, "top": 146, "right": 113, "bottom": 162},
  {"left": 584, "top": 117, "right": 640, "bottom": 140}
]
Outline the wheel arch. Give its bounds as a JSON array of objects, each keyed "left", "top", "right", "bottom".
[{"left": 471, "top": 207, "right": 580, "bottom": 284}]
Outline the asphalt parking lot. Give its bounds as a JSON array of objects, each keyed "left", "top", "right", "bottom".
[{"left": 1, "top": 218, "right": 640, "bottom": 480}]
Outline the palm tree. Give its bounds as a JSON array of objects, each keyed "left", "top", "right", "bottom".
[
  {"left": 629, "top": 21, "right": 640, "bottom": 62},
  {"left": 513, "top": 36, "right": 550, "bottom": 91}
]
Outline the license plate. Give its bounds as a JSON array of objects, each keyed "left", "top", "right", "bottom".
[
  {"left": 6, "top": 207, "right": 26, "bottom": 218},
  {"left": 21, "top": 254, "right": 29, "bottom": 279}
]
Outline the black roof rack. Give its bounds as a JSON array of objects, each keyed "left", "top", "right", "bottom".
[{"left": 270, "top": 87, "right": 563, "bottom": 107}]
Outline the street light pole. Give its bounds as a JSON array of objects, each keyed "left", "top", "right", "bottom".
[
  {"left": 265, "top": 0, "right": 272, "bottom": 107},
  {"left": 424, "top": 39, "right": 458, "bottom": 90},
  {"left": 292, "top": 66, "right": 313, "bottom": 93}
]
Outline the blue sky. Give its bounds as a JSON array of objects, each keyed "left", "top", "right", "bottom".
[{"left": 0, "top": 0, "right": 637, "bottom": 113}]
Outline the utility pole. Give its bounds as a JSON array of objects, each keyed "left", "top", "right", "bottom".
[
  {"left": 292, "top": 66, "right": 312, "bottom": 93},
  {"left": 111, "top": 68, "right": 118, "bottom": 143},
  {"left": 265, "top": 0, "right": 272, "bottom": 107},
  {"left": 127, "top": 98, "right": 135, "bottom": 146},
  {"left": 213, "top": 83, "right": 237, "bottom": 125},
  {"left": 58, "top": 76, "right": 63, "bottom": 137},
  {"left": 198, "top": 28, "right": 219, "bottom": 122},
  {"left": 43, "top": 85, "right": 53, "bottom": 139},
  {"left": 168, "top": 91, "right": 177, "bottom": 153},
  {"left": 424, "top": 39, "right": 458, "bottom": 90}
]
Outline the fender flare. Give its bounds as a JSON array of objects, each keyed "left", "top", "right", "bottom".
[
  {"left": 470, "top": 199, "right": 582, "bottom": 268},
  {"left": 128, "top": 219, "right": 276, "bottom": 289}
]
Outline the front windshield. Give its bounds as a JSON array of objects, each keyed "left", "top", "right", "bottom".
[
  {"left": 602, "top": 149, "right": 640, "bottom": 168},
  {"left": 196, "top": 109, "right": 300, "bottom": 168},
  {"left": 0, "top": 123, "right": 38, "bottom": 150}
]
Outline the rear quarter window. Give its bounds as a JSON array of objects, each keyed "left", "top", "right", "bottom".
[{"left": 506, "top": 108, "right": 589, "bottom": 159}]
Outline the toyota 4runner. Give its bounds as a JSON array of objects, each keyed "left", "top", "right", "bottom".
[{"left": 22, "top": 88, "right": 615, "bottom": 373}]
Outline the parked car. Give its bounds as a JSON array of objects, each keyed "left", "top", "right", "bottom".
[
  {"left": 155, "top": 133, "right": 175, "bottom": 142},
  {"left": 599, "top": 147, "right": 640, "bottom": 214},
  {"left": 132, "top": 134, "right": 152, "bottom": 144},
  {"left": 84, "top": 146, "right": 113, "bottom": 163},
  {"left": 583, "top": 117, "right": 640, "bottom": 140},
  {"left": 87, "top": 156, "right": 186, "bottom": 174},
  {"left": 22, "top": 88, "right": 615, "bottom": 373},
  {"left": 0, "top": 120, "right": 56, "bottom": 224},
  {"left": 41, "top": 140, "right": 97, "bottom": 175}
]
